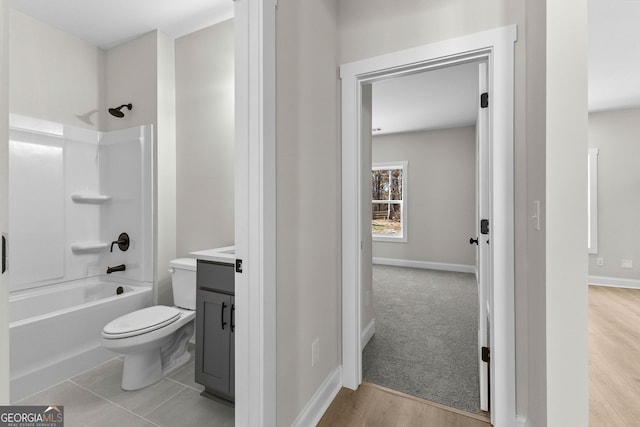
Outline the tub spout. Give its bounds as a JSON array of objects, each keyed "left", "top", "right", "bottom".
[{"left": 106, "top": 264, "right": 126, "bottom": 274}]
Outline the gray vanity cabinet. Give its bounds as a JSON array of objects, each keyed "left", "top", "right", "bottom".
[{"left": 195, "top": 260, "right": 235, "bottom": 403}]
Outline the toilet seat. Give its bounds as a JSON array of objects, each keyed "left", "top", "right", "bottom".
[{"left": 103, "top": 306, "right": 181, "bottom": 339}]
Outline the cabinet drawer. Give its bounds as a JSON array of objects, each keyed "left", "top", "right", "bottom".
[{"left": 197, "top": 260, "right": 234, "bottom": 294}]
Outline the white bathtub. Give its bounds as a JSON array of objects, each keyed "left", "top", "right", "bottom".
[{"left": 9, "top": 278, "right": 153, "bottom": 402}]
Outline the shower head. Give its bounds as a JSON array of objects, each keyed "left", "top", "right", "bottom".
[{"left": 108, "top": 103, "right": 133, "bottom": 118}]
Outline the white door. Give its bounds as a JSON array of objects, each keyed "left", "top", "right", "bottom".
[{"left": 476, "top": 61, "right": 491, "bottom": 413}]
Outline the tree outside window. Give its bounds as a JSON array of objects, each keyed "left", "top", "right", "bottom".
[{"left": 372, "top": 162, "right": 407, "bottom": 242}]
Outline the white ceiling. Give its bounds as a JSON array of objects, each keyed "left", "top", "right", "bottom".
[
  {"left": 371, "top": 63, "right": 480, "bottom": 135},
  {"left": 9, "top": 0, "right": 640, "bottom": 132}
]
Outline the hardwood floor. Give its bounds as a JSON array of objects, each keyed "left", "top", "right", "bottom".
[
  {"left": 318, "top": 382, "right": 491, "bottom": 427},
  {"left": 589, "top": 285, "right": 640, "bottom": 426}
]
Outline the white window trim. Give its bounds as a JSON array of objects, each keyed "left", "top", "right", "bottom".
[
  {"left": 371, "top": 161, "right": 408, "bottom": 242},
  {"left": 588, "top": 148, "right": 599, "bottom": 254}
]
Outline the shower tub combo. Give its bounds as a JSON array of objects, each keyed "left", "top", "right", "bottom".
[{"left": 8, "top": 115, "right": 154, "bottom": 402}]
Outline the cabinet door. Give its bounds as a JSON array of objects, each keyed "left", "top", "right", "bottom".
[
  {"left": 195, "top": 290, "right": 231, "bottom": 395},
  {"left": 229, "top": 296, "right": 235, "bottom": 400}
]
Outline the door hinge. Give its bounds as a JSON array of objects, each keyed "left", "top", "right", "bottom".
[
  {"left": 480, "top": 219, "right": 489, "bottom": 235},
  {"left": 235, "top": 259, "right": 243, "bottom": 274},
  {"left": 480, "top": 92, "right": 489, "bottom": 109},
  {"left": 482, "top": 346, "right": 490, "bottom": 363}
]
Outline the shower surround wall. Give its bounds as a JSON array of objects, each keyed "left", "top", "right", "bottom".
[
  {"left": 7, "top": 114, "right": 154, "bottom": 401},
  {"left": 8, "top": 114, "right": 153, "bottom": 291}
]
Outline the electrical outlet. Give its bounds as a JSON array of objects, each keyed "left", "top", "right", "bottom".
[
  {"left": 596, "top": 258, "right": 604, "bottom": 266},
  {"left": 312, "top": 338, "right": 319, "bottom": 367},
  {"left": 622, "top": 259, "right": 633, "bottom": 269}
]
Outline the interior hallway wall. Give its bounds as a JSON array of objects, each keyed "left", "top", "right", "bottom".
[
  {"left": 276, "top": 0, "right": 341, "bottom": 425},
  {"left": 544, "top": 0, "right": 589, "bottom": 424},
  {"left": 372, "top": 127, "right": 476, "bottom": 268},
  {"left": 523, "top": 0, "right": 546, "bottom": 424},
  {"left": 588, "top": 108, "right": 640, "bottom": 280},
  {"left": 175, "top": 19, "right": 234, "bottom": 257}
]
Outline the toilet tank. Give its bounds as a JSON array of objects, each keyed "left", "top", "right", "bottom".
[{"left": 169, "top": 258, "right": 197, "bottom": 310}]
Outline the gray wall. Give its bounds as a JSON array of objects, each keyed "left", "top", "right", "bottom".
[
  {"left": 155, "top": 32, "right": 177, "bottom": 306},
  {"left": 523, "top": 1, "right": 546, "bottom": 424},
  {"left": 175, "top": 20, "right": 234, "bottom": 257},
  {"left": 104, "top": 32, "right": 159, "bottom": 133},
  {"left": 371, "top": 127, "right": 476, "bottom": 267},
  {"left": 588, "top": 108, "right": 640, "bottom": 280},
  {"left": 542, "top": 1, "right": 589, "bottom": 424},
  {"left": 276, "top": 1, "right": 341, "bottom": 425},
  {"left": 9, "top": 9, "right": 106, "bottom": 129}
]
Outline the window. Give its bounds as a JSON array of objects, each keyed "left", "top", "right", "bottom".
[
  {"left": 372, "top": 161, "right": 407, "bottom": 242},
  {"left": 588, "top": 148, "right": 598, "bottom": 254}
]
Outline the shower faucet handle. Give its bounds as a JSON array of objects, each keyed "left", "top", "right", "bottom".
[{"left": 110, "top": 232, "right": 130, "bottom": 252}]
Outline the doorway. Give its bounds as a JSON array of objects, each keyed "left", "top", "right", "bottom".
[
  {"left": 340, "top": 26, "right": 517, "bottom": 426},
  {"left": 362, "top": 62, "right": 484, "bottom": 414}
]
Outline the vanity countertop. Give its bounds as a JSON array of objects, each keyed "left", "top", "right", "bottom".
[{"left": 190, "top": 245, "right": 235, "bottom": 264}]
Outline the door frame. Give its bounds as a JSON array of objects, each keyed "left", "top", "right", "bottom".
[
  {"left": 477, "top": 61, "right": 491, "bottom": 412},
  {"left": 234, "top": 0, "right": 276, "bottom": 426},
  {"left": 340, "top": 25, "right": 517, "bottom": 426}
]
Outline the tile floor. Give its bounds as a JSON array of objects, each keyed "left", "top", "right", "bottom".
[{"left": 16, "top": 345, "right": 234, "bottom": 427}]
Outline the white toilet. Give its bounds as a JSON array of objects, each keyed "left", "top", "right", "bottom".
[{"left": 101, "top": 258, "right": 197, "bottom": 390}]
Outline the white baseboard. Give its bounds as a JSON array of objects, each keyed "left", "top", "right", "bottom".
[
  {"left": 517, "top": 415, "right": 530, "bottom": 427},
  {"left": 361, "top": 319, "right": 375, "bottom": 351},
  {"left": 372, "top": 257, "right": 476, "bottom": 274},
  {"left": 291, "top": 366, "right": 342, "bottom": 427},
  {"left": 588, "top": 275, "right": 640, "bottom": 290}
]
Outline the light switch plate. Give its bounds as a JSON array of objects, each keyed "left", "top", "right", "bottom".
[
  {"left": 312, "top": 338, "right": 319, "bottom": 367},
  {"left": 532, "top": 200, "right": 541, "bottom": 231}
]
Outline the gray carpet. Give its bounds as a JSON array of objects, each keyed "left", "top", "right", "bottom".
[{"left": 362, "top": 265, "right": 480, "bottom": 414}]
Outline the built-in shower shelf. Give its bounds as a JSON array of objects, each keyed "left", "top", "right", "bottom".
[
  {"left": 70, "top": 194, "right": 112, "bottom": 203},
  {"left": 70, "top": 242, "right": 110, "bottom": 253}
]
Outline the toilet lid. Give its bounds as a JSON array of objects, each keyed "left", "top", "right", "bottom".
[{"left": 102, "top": 305, "right": 181, "bottom": 338}]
